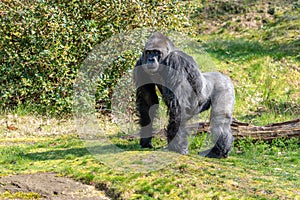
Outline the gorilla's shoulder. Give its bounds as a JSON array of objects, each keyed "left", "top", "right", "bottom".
[{"left": 163, "top": 50, "right": 198, "bottom": 68}]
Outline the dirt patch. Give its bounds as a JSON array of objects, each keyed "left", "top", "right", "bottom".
[{"left": 0, "top": 173, "right": 110, "bottom": 200}]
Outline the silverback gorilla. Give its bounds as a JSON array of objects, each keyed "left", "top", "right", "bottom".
[{"left": 134, "top": 32, "right": 235, "bottom": 158}]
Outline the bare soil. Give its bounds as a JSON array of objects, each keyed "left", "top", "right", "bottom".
[{"left": 0, "top": 173, "right": 110, "bottom": 200}]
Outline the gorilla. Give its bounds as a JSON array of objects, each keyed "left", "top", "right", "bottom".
[{"left": 134, "top": 32, "right": 235, "bottom": 158}]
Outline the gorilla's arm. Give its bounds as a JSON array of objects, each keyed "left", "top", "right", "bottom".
[
  {"left": 134, "top": 60, "right": 159, "bottom": 148},
  {"left": 136, "top": 84, "right": 159, "bottom": 148}
]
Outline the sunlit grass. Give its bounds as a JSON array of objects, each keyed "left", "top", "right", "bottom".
[{"left": 0, "top": 128, "right": 299, "bottom": 199}]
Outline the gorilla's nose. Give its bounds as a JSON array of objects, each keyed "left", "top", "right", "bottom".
[{"left": 148, "top": 57, "right": 155, "bottom": 62}]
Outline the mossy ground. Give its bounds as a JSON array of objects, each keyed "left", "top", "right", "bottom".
[{"left": 0, "top": 116, "right": 299, "bottom": 199}]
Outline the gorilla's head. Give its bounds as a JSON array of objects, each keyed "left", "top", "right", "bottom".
[{"left": 142, "top": 32, "right": 175, "bottom": 74}]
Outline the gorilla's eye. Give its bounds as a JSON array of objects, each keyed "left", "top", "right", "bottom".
[{"left": 145, "top": 50, "right": 161, "bottom": 57}]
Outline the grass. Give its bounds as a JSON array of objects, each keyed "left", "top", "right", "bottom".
[{"left": 0, "top": 121, "right": 299, "bottom": 199}]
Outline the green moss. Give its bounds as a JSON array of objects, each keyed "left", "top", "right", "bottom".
[{"left": 0, "top": 191, "right": 41, "bottom": 199}]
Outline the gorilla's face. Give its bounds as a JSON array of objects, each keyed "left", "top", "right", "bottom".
[
  {"left": 144, "top": 49, "right": 163, "bottom": 73},
  {"left": 142, "top": 32, "right": 173, "bottom": 74}
]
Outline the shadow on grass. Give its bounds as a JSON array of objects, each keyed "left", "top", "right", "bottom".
[
  {"left": 24, "top": 147, "right": 90, "bottom": 161},
  {"left": 24, "top": 143, "right": 147, "bottom": 161}
]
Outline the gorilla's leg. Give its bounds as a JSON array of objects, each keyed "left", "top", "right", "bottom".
[
  {"left": 199, "top": 78, "right": 235, "bottom": 158},
  {"left": 136, "top": 84, "right": 159, "bottom": 148},
  {"left": 200, "top": 114, "right": 234, "bottom": 158}
]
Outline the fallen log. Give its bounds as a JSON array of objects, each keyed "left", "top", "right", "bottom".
[{"left": 186, "top": 118, "right": 300, "bottom": 142}]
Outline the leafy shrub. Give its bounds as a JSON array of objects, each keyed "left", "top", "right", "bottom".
[{"left": 0, "top": 0, "right": 195, "bottom": 116}]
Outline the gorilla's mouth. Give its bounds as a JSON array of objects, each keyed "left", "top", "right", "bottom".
[{"left": 144, "top": 64, "right": 159, "bottom": 74}]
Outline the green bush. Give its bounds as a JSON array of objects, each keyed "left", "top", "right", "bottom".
[{"left": 0, "top": 0, "right": 195, "bottom": 116}]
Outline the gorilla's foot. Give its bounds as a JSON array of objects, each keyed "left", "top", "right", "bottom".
[
  {"left": 167, "top": 133, "right": 189, "bottom": 155},
  {"left": 141, "top": 143, "right": 153, "bottom": 149},
  {"left": 140, "top": 137, "right": 153, "bottom": 149},
  {"left": 199, "top": 133, "right": 234, "bottom": 158},
  {"left": 167, "top": 139, "right": 189, "bottom": 155},
  {"left": 198, "top": 146, "right": 230, "bottom": 159},
  {"left": 168, "top": 144, "right": 188, "bottom": 155}
]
